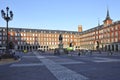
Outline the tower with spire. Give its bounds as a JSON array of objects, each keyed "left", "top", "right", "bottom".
[{"left": 103, "top": 8, "right": 112, "bottom": 26}]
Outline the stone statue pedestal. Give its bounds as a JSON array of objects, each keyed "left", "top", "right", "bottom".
[
  {"left": 58, "top": 42, "right": 63, "bottom": 49},
  {"left": 58, "top": 42, "right": 64, "bottom": 54},
  {"left": 54, "top": 42, "right": 65, "bottom": 55},
  {"left": 54, "top": 34, "right": 66, "bottom": 55}
]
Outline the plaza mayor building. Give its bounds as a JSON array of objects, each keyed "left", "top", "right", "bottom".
[{"left": 0, "top": 10, "right": 120, "bottom": 52}]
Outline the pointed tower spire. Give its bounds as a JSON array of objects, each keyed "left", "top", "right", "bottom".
[
  {"left": 98, "top": 18, "right": 100, "bottom": 26},
  {"left": 103, "top": 7, "right": 112, "bottom": 26},
  {"left": 105, "top": 8, "right": 111, "bottom": 20}
]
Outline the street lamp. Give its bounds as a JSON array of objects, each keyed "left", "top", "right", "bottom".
[{"left": 1, "top": 7, "right": 13, "bottom": 53}]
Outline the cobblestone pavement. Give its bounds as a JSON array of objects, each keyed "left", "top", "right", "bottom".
[{"left": 0, "top": 51, "right": 120, "bottom": 80}]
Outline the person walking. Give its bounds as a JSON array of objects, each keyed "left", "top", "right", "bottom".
[{"left": 78, "top": 50, "right": 81, "bottom": 56}]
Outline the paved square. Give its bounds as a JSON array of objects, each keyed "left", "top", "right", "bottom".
[{"left": 0, "top": 51, "right": 120, "bottom": 80}]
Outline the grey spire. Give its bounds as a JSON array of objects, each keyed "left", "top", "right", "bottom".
[
  {"left": 105, "top": 8, "right": 112, "bottom": 20},
  {"left": 98, "top": 18, "right": 100, "bottom": 26}
]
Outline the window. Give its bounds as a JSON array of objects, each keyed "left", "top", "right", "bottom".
[
  {"left": 3, "top": 29, "right": 5, "bottom": 31},
  {"left": 27, "top": 38, "right": 29, "bottom": 40},
  {"left": 111, "top": 33, "right": 114, "bottom": 37},
  {"left": 24, "top": 38, "right": 26, "bottom": 40},
  {"left": 108, "top": 39, "right": 110, "bottom": 43},
  {"left": 52, "top": 34, "right": 54, "bottom": 37},
  {"left": 52, "top": 42, "right": 54, "bottom": 45},
  {"left": 15, "top": 37, "right": 18, "bottom": 40},
  {"left": 107, "top": 28, "right": 110, "bottom": 32},
  {"left": 115, "top": 32, "right": 118, "bottom": 37},
  {"left": 29, "top": 42, "right": 31, "bottom": 44},
  {"left": 33, "top": 34, "right": 35, "bottom": 36},
  {"left": 0, "top": 29, "right": 2, "bottom": 31},
  {"left": 111, "top": 27, "right": 114, "bottom": 31},
  {"left": 55, "top": 42, "right": 56, "bottom": 45},
  {"left": 115, "top": 26, "right": 118, "bottom": 30},
  {"left": 96, "top": 31, "right": 98, "bottom": 34},
  {"left": 39, "top": 34, "right": 40, "bottom": 36},
  {"left": 35, "top": 42, "right": 38, "bottom": 45},
  {"left": 21, "top": 33, "right": 23, "bottom": 36},
  {"left": 3, "top": 41, "right": 5, "bottom": 44},
  {"left": 21, "top": 38, "right": 23, "bottom": 40},
  {"left": 46, "top": 34, "right": 48, "bottom": 37},
  {"left": 55, "top": 38, "right": 56, "bottom": 41},
  {"left": 24, "top": 42, "right": 26, "bottom": 45},
  {"left": 66, "top": 35, "right": 67, "bottom": 38},
  {"left": 41, "top": 31, "right": 43, "bottom": 33},
  {"left": 111, "top": 38, "right": 114, "bottom": 42},
  {"left": 10, "top": 32, "right": 13, "bottom": 36},
  {"left": 115, "top": 38, "right": 118, "bottom": 42},
  {"left": 17, "top": 37, "right": 20, "bottom": 40},
  {"left": 18, "top": 41, "right": 20, "bottom": 45},
  {"left": 24, "top": 33, "right": 26, "bottom": 36},
  {"left": 96, "top": 36, "right": 98, "bottom": 39},
  {"left": 15, "top": 33, "right": 17, "bottom": 36},
  {"left": 10, "top": 37, "right": 13, "bottom": 40},
  {"left": 44, "top": 38, "right": 46, "bottom": 41},
  {"left": 47, "top": 42, "right": 48, "bottom": 45},
  {"left": 10, "top": 29, "right": 13, "bottom": 31}
]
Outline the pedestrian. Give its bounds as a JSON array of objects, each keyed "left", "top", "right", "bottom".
[
  {"left": 0, "top": 55, "right": 1, "bottom": 60},
  {"left": 78, "top": 50, "right": 81, "bottom": 56},
  {"left": 110, "top": 50, "right": 113, "bottom": 55},
  {"left": 108, "top": 50, "right": 113, "bottom": 56}
]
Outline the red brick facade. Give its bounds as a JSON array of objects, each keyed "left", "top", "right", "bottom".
[{"left": 0, "top": 10, "right": 120, "bottom": 52}]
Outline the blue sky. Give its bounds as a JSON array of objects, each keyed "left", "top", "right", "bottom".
[{"left": 0, "top": 0, "right": 120, "bottom": 31}]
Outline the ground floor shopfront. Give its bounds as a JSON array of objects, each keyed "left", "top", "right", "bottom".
[
  {"left": 103, "top": 43, "right": 120, "bottom": 51},
  {"left": 80, "top": 42, "right": 120, "bottom": 52},
  {"left": 15, "top": 44, "right": 80, "bottom": 52},
  {"left": 8, "top": 41, "right": 120, "bottom": 52},
  {"left": 16, "top": 45, "right": 49, "bottom": 51}
]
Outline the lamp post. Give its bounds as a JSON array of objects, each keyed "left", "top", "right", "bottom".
[{"left": 1, "top": 7, "right": 13, "bottom": 53}]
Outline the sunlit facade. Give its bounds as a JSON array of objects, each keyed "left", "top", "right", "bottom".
[
  {"left": 0, "top": 10, "right": 120, "bottom": 52},
  {"left": 0, "top": 28, "right": 80, "bottom": 51},
  {"left": 79, "top": 10, "right": 120, "bottom": 51}
]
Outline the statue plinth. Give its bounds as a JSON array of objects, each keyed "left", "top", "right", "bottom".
[
  {"left": 54, "top": 34, "right": 67, "bottom": 55},
  {"left": 58, "top": 41, "right": 64, "bottom": 54},
  {"left": 58, "top": 41, "right": 63, "bottom": 49}
]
